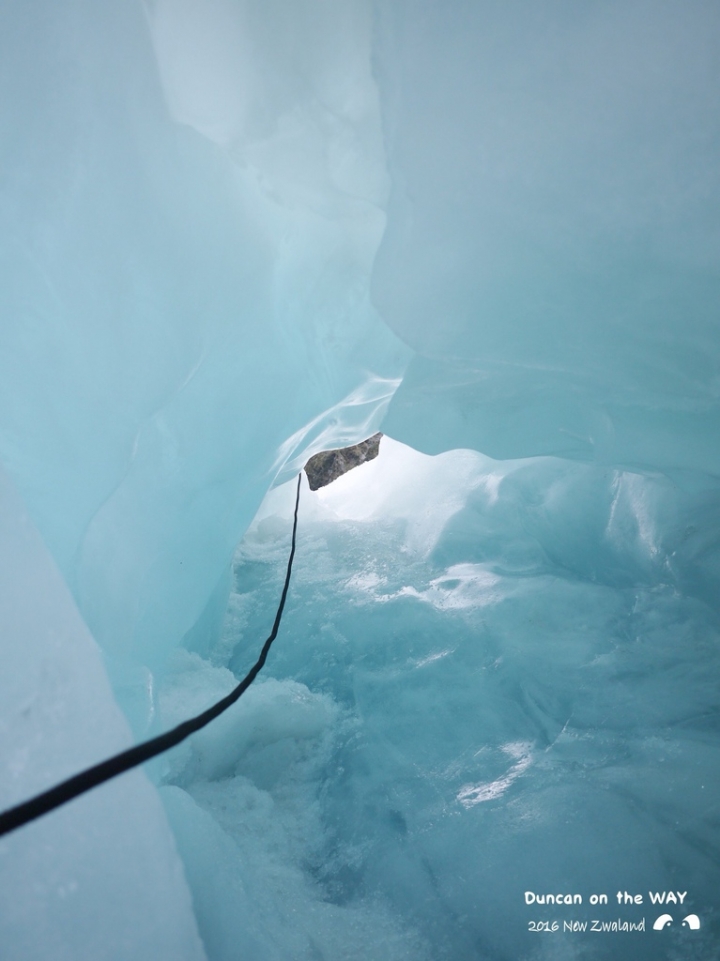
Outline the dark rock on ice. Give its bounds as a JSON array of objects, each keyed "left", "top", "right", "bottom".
[{"left": 304, "top": 433, "right": 382, "bottom": 490}]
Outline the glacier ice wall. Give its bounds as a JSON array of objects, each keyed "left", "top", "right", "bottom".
[
  {"left": 0, "top": 0, "right": 407, "bottom": 954},
  {"left": 1, "top": 0, "right": 719, "bottom": 959},
  {"left": 0, "top": 465, "right": 205, "bottom": 961},
  {"left": 0, "top": 0, "right": 408, "bottom": 679},
  {"left": 373, "top": 0, "right": 720, "bottom": 474}
]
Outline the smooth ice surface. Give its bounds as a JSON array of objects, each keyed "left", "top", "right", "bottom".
[
  {"left": 167, "top": 438, "right": 720, "bottom": 961},
  {"left": 0, "top": 0, "right": 409, "bottom": 680},
  {"left": 0, "top": 466, "right": 205, "bottom": 961},
  {"left": 373, "top": 1, "right": 720, "bottom": 473}
]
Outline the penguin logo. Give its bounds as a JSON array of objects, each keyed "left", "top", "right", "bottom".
[
  {"left": 683, "top": 914, "right": 701, "bottom": 930},
  {"left": 653, "top": 914, "right": 673, "bottom": 930}
]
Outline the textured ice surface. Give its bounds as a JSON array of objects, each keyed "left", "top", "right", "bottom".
[
  {"left": 156, "top": 658, "right": 432, "bottom": 961},
  {"left": 159, "top": 438, "right": 720, "bottom": 961},
  {"left": 0, "top": 466, "right": 205, "bottom": 961},
  {"left": 1, "top": 1, "right": 719, "bottom": 959}
]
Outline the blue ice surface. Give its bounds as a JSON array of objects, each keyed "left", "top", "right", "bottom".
[
  {"left": 160, "top": 438, "right": 720, "bottom": 961},
  {"left": 1, "top": 0, "right": 720, "bottom": 958}
]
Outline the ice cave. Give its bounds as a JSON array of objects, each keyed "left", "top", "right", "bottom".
[{"left": 1, "top": 2, "right": 720, "bottom": 959}]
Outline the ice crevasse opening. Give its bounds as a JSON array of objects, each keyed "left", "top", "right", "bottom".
[{"left": 1, "top": 2, "right": 720, "bottom": 960}]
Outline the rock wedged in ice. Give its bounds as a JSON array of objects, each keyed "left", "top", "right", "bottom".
[{"left": 304, "top": 433, "right": 382, "bottom": 491}]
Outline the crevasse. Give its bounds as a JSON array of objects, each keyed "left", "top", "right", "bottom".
[{"left": 1, "top": 2, "right": 719, "bottom": 960}]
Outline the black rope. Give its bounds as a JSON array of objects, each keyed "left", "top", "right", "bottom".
[{"left": 0, "top": 473, "right": 302, "bottom": 839}]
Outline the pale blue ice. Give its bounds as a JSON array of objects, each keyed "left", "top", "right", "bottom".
[{"left": 1, "top": 2, "right": 719, "bottom": 960}]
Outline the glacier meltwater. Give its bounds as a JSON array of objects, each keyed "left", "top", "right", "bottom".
[{"left": 1, "top": 1, "right": 720, "bottom": 960}]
